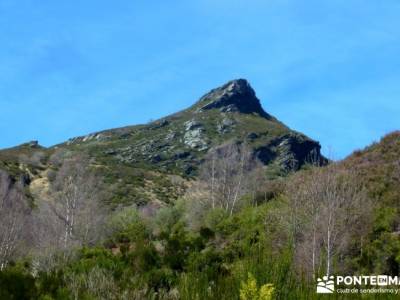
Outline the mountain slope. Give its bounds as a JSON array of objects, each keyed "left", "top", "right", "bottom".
[
  {"left": 0, "top": 79, "right": 326, "bottom": 206},
  {"left": 59, "top": 79, "right": 325, "bottom": 174},
  {"left": 342, "top": 131, "right": 400, "bottom": 206},
  {"left": 336, "top": 131, "right": 400, "bottom": 274}
]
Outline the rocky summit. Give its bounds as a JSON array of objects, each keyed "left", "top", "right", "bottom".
[
  {"left": 196, "top": 79, "right": 272, "bottom": 119},
  {"left": 0, "top": 79, "right": 326, "bottom": 206}
]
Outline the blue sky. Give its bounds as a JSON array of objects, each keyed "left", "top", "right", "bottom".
[{"left": 1, "top": 0, "right": 399, "bottom": 159}]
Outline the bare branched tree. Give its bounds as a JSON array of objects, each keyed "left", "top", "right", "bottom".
[
  {"left": 33, "top": 155, "right": 108, "bottom": 268},
  {"left": 0, "top": 170, "right": 30, "bottom": 270},
  {"left": 286, "top": 164, "right": 371, "bottom": 278},
  {"left": 186, "top": 143, "right": 262, "bottom": 223}
]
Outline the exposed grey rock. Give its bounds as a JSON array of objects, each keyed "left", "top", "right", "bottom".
[
  {"left": 140, "top": 143, "right": 152, "bottom": 154},
  {"left": 219, "top": 104, "right": 236, "bottom": 113},
  {"left": 183, "top": 128, "right": 208, "bottom": 150},
  {"left": 222, "top": 117, "right": 235, "bottom": 127},
  {"left": 217, "top": 117, "right": 235, "bottom": 134},
  {"left": 184, "top": 120, "right": 202, "bottom": 131},
  {"left": 254, "top": 133, "right": 326, "bottom": 171},
  {"left": 197, "top": 79, "right": 272, "bottom": 119},
  {"left": 67, "top": 132, "right": 108, "bottom": 144},
  {"left": 182, "top": 119, "right": 208, "bottom": 150},
  {"left": 165, "top": 132, "right": 176, "bottom": 141}
]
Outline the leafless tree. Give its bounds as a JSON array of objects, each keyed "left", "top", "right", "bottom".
[
  {"left": 286, "top": 164, "right": 371, "bottom": 278},
  {"left": 197, "top": 143, "right": 261, "bottom": 215},
  {"left": 32, "top": 155, "right": 108, "bottom": 268},
  {"left": 185, "top": 143, "right": 263, "bottom": 229},
  {"left": 0, "top": 170, "right": 30, "bottom": 270},
  {"left": 18, "top": 151, "right": 47, "bottom": 168},
  {"left": 244, "top": 165, "right": 267, "bottom": 207}
]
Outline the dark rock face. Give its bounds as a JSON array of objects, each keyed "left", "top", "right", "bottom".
[
  {"left": 255, "top": 133, "right": 326, "bottom": 170},
  {"left": 174, "top": 151, "right": 191, "bottom": 160},
  {"left": 246, "top": 132, "right": 259, "bottom": 141},
  {"left": 255, "top": 146, "right": 275, "bottom": 165},
  {"left": 285, "top": 137, "right": 324, "bottom": 167},
  {"left": 198, "top": 79, "right": 272, "bottom": 119}
]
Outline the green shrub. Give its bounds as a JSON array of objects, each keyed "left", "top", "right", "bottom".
[
  {"left": 0, "top": 267, "right": 38, "bottom": 300},
  {"left": 240, "top": 273, "right": 274, "bottom": 300}
]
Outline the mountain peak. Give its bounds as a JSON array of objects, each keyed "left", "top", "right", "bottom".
[{"left": 196, "top": 79, "right": 271, "bottom": 118}]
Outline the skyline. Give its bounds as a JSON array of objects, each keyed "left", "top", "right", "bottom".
[{"left": 1, "top": 0, "right": 400, "bottom": 159}]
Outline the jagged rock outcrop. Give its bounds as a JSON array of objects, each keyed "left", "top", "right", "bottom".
[
  {"left": 255, "top": 133, "right": 325, "bottom": 170},
  {"left": 197, "top": 79, "right": 272, "bottom": 119}
]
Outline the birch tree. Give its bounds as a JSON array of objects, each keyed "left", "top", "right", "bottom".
[
  {"left": 186, "top": 143, "right": 261, "bottom": 225},
  {"left": 0, "top": 170, "right": 30, "bottom": 270},
  {"left": 33, "top": 155, "right": 107, "bottom": 266},
  {"left": 287, "top": 164, "right": 371, "bottom": 278}
]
